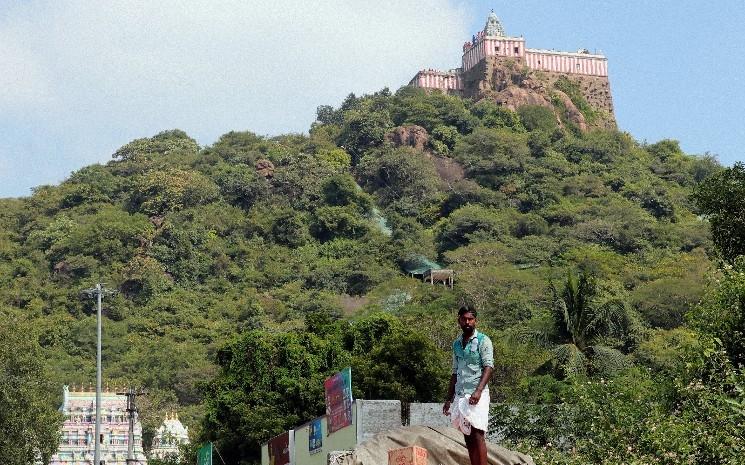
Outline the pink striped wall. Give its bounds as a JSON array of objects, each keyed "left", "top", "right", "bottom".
[
  {"left": 411, "top": 70, "right": 463, "bottom": 92},
  {"left": 411, "top": 30, "right": 610, "bottom": 91},
  {"left": 525, "top": 50, "right": 608, "bottom": 77},
  {"left": 461, "top": 36, "right": 526, "bottom": 72}
]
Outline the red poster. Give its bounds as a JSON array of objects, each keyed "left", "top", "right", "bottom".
[
  {"left": 268, "top": 431, "right": 290, "bottom": 465},
  {"left": 324, "top": 367, "right": 353, "bottom": 434}
]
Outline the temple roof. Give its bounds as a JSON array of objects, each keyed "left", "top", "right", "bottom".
[
  {"left": 484, "top": 10, "right": 505, "bottom": 37},
  {"left": 154, "top": 412, "right": 190, "bottom": 442}
]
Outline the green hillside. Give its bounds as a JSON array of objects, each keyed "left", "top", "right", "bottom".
[{"left": 4, "top": 87, "right": 745, "bottom": 464}]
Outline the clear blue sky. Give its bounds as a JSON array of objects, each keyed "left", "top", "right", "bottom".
[{"left": 1, "top": 0, "right": 743, "bottom": 198}]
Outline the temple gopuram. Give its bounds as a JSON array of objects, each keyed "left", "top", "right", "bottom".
[
  {"left": 149, "top": 412, "right": 190, "bottom": 460},
  {"left": 50, "top": 385, "right": 147, "bottom": 465}
]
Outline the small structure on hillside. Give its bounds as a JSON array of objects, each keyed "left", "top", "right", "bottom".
[{"left": 402, "top": 255, "right": 454, "bottom": 289}]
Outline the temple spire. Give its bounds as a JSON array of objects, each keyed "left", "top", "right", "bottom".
[{"left": 484, "top": 9, "right": 505, "bottom": 37}]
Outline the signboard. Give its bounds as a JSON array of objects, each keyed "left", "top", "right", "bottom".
[
  {"left": 197, "top": 442, "right": 212, "bottom": 465},
  {"left": 324, "top": 367, "right": 353, "bottom": 434},
  {"left": 308, "top": 418, "right": 323, "bottom": 454},
  {"left": 268, "top": 431, "right": 291, "bottom": 465}
]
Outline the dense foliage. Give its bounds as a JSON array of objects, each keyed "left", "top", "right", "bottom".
[{"left": 0, "top": 87, "right": 736, "bottom": 464}]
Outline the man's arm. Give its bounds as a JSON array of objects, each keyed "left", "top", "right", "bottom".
[
  {"left": 469, "top": 335, "right": 495, "bottom": 404},
  {"left": 468, "top": 367, "right": 493, "bottom": 404},
  {"left": 443, "top": 373, "right": 457, "bottom": 415}
]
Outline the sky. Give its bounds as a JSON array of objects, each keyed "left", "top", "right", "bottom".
[{"left": 1, "top": 0, "right": 743, "bottom": 198}]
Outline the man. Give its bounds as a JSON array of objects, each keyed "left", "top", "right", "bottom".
[{"left": 443, "top": 306, "right": 494, "bottom": 465}]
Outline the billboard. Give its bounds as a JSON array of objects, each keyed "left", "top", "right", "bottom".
[
  {"left": 308, "top": 418, "right": 323, "bottom": 454},
  {"left": 268, "top": 431, "right": 291, "bottom": 465},
  {"left": 324, "top": 367, "right": 353, "bottom": 434}
]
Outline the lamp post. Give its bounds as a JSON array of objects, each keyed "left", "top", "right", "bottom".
[{"left": 82, "top": 283, "right": 117, "bottom": 465}]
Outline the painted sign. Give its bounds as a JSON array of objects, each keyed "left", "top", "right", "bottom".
[
  {"left": 308, "top": 418, "right": 323, "bottom": 454},
  {"left": 197, "top": 442, "right": 212, "bottom": 465},
  {"left": 324, "top": 367, "right": 353, "bottom": 434},
  {"left": 268, "top": 431, "right": 291, "bottom": 465}
]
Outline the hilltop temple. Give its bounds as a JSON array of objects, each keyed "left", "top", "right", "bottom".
[
  {"left": 409, "top": 10, "right": 615, "bottom": 127},
  {"left": 149, "top": 412, "right": 190, "bottom": 460},
  {"left": 50, "top": 385, "right": 147, "bottom": 465}
]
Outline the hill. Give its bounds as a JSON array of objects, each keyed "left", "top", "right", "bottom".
[{"left": 1, "top": 87, "right": 734, "bottom": 464}]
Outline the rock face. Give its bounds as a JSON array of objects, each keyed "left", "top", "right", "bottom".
[
  {"left": 255, "top": 159, "right": 275, "bottom": 178},
  {"left": 462, "top": 56, "right": 615, "bottom": 130},
  {"left": 386, "top": 125, "right": 429, "bottom": 151}
]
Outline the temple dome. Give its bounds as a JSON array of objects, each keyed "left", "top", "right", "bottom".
[
  {"left": 484, "top": 10, "right": 505, "bottom": 37},
  {"left": 150, "top": 412, "right": 190, "bottom": 459}
]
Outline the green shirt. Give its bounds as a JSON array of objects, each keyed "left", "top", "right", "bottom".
[{"left": 452, "top": 329, "right": 494, "bottom": 395}]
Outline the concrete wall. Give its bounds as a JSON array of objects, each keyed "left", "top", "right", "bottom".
[
  {"left": 409, "top": 403, "right": 451, "bottom": 429},
  {"left": 262, "top": 400, "right": 465, "bottom": 464},
  {"left": 262, "top": 401, "right": 371, "bottom": 465},
  {"left": 292, "top": 406, "right": 358, "bottom": 465},
  {"left": 356, "top": 400, "right": 402, "bottom": 444}
]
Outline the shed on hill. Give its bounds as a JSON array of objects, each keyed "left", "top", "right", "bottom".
[{"left": 402, "top": 255, "right": 454, "bottom": 288}]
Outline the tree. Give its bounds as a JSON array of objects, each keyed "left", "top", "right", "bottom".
[
  {"left": 688, "top": 258, "right": 745, "bottom": 366},
  {"left": 0, "top": 315, "right": 63, "bottom": 464},
  {"left": 337, "top": 108, "right": 392, "bottom": 164},
  {"left": 454, "top": 127, "right": 531, "bottom": 189},
  {"left": 321, "top": 174, "right": 373, "bottom": 215},
  {"left": 518, "top": 105, "right": 558, "bottom": 132},
  {"left": 693, "top": 162, "right": 745, "bottom": 263},
  {"left": 521, "top": 271, "right": 637, "bottom": 377},
  {"left": 130, "top": 168, "right": 219, "bottom": 216},
  {"left": 214, "top": 163, "right": 269, "bottom": 210},
  {"left": 200, "top": 330, "right": 350, "bottom": 465},
  {"left": 435, "top": 205, "right": 509, "bottom": 252},
  {"left": 358, "top": 147, "right": 441, "bottom": 219}
]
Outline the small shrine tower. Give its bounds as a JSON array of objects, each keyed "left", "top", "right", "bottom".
[{"left": 149, "top": 412, "right": 190, "bottom": 460}]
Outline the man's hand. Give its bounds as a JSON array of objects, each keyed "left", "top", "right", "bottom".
[
  {"left": 443, "top": 400, "right": 451, "bottom": 416},
  {"left": 469, "top": 389, "right": 482, "bottom": 405}
]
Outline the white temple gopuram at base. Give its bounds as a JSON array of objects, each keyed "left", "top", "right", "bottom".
[
  {"left": 50, "top": 385, "right": 147, "bottom": 465},
  {"left": 149, "top": 412, "right": 190, "bottom": 460}
]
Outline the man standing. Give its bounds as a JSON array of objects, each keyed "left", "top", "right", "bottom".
[{"left": 443, "top": 306, "right": 494, "bottom": 465}]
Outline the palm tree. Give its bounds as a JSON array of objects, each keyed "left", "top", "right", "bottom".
[{"left": 522, "top": 270, "right": 638, "bottom": 377}]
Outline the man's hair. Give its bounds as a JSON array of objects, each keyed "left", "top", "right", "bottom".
[{"left": 458, "top": 305, "right": 478, "bottom": 318}]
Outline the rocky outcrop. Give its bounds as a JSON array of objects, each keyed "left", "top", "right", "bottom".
[
  {"left": 461, "top": 56, "right": 615, "bottom": 130},
  {"left": 386, "top": 125, "right": 429, "bottom": 151},
  {"left": 492, "top": 86, "right": 551, "bottom": 111},
  {"left": 552, "top": 91, "right": 588, "bottom": 132},
  {"left": 255, "top": 159, "right": 275, "bottom": 178}
]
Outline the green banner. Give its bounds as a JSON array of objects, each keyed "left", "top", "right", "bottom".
[{"left": 197, "top": 442, "right": 213, "bottom": 465}]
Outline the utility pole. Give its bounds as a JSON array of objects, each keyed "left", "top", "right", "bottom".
[
  {"left": 117, "top": 387, "right": 146, "bottom": 465},
  {"left": 82, "top": 283, "right": 117, "bottom": 465}
]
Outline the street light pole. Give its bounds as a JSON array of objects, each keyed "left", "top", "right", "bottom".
[
  {"left": 95, "top": 283, "right": 102, "bottom": 465},
  {"left": 82, "top": 283, "right": 117, "bottom": 465}
]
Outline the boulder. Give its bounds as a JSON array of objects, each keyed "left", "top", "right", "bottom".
[
  {"left": 386, "top": 125, "right": 429, "bottom": 151},
  {"left": 255, "top": 159, "right": 275, "bottom": 178}
]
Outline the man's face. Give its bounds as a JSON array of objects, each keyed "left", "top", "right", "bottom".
[{"left": 458, "top": 312, "right": 477, "bottom": 333}]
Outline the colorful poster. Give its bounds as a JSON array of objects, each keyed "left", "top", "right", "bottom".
[
  {"left": 324, "top": 367, "right": 353, "bottom": 434},
  {"left": 268, "top": 431, "right": 291, "bottom": 465},
  {"left": 197, "top": 442, "right": 212, "bottom": 465},
  {"left": 308, "top": 418, "right": 323, "bottom": 455}
]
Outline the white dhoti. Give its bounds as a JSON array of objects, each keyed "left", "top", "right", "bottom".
[{"left": 450, "top": 389, "right": 489, "bottom": 435}]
